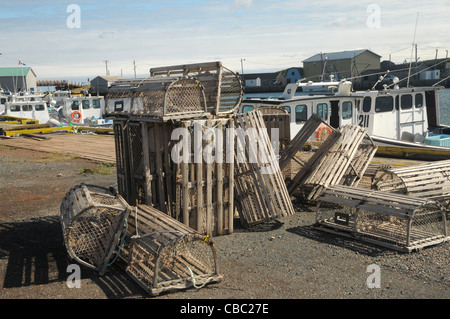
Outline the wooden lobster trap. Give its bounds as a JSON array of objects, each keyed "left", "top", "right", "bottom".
[
  {"left": 315, "top": 185, "right": 449, "bottom": 252},
  {"left": 119, "top": 205, "right": 223, "bottom": 296},
  {"left": 288, "top": 124, "right": 377, "bottom": 200},
  {"left": 60, "top": 184, "right": 131, "bottom": 275},
  {"left": 149, "top": 61, "right": 244, "bottom": 115},
  {"left": 105, "top": 76, "right": 209, "bottom": 121},
  {"left": 232, "top": 110, "right": 295, "bottom": 226},
  {"left": 373, "top": 159, "right": 450, "bottom": 209},
  {"left": 112, "top": 117, "right": 235, "bottom": 236}
]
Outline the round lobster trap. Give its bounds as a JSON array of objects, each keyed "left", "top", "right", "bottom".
[
  {"left": 123, "top": 205, "right": 223, "bottom": 296},
  {"left": 60, "top": 184, "right": 131, "bottom": 275},
  {"left": 105, "top": 76, "right": 208, "bottom": 120}
]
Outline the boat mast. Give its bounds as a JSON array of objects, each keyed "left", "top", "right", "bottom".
[{"left": 407, "top": 12, "right": 419, "bottom": 88}]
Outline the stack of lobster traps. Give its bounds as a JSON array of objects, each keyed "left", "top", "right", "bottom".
[
  {"left": 57, "top": 61, "right": 295, "bottom": 295},
  {"left": 106, "top": 61, "right": 295, "bottom": 236},
  {"left": 59, "top": 60, "right": 449, "bottom": 297}
]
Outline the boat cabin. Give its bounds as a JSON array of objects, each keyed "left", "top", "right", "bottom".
[
  {"left": 59, "top": 95, "right": 105, "bottom": 124},
  {"left": 240, "top": 82, "right": 358, "bottom": 138},
  {"left": 239, "top": 80, "right": 444, "bottom": 145},
  {"left": 4, "top": 100, "right": 50, "bottom": 124}
]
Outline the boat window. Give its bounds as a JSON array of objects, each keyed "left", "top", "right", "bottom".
[
  {"left": 35, "top": 104, "right": 45, "bottom": 111},
  {"left": 0, "top": 98, "right": 6, "bottom": 104},
  {"left": 375, "top": 96, "right": 393, "bottom": 113},
  {"left": 401, "top": 95, "right": 413, "bottom": 110},
  {"left": 415, "top": 93, "right": 423, "bottom": 108},
  {"left": 295, "top": 105, "right": 308, "bottom": 123},
  {"left": 71, "top": 100, "right": 80, "bottom": 110},
  {"left": 114, "top": 101, "right": 124, "bottom": 112},
  {"left": 342, "top": 101, "right": 352, "bottom": 119},
  {"left": 22, "top": 105, "right": 33, "bottom": 112},
  {"left": 10, "top": 105, "right": 20, "bottom": 112},
  {"left": 316, "top": 103, "right": 328, "bottom": 120},
  {"left": 363, "top": 97, "right": 371, "bottom": 112},
  {"left": 284, "top": 106, "right": 291, "bottom": 114},
  {"left": 92, "top": 99, "right": 101, "bottom": 109},
  {"left": 242, "top": 105, "right": 254, "bottom": 113},
  {"left": 82, "top": 100, "right": 90, "bottom": 109}
]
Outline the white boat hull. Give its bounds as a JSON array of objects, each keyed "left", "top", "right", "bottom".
[{"left": 371, "top": 135, "right": 450, "bottom": 160}]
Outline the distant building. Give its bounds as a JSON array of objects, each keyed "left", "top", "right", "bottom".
[
  {"left": 0, "top": 67, "right": 37, "bottom": 92},
  {"left": 245, "top": 77, "right": 261, "bottom": 87},
  {"left": 90, "top": 76, "right": 124, "bottom": 93},
  {"left": 242, "top": 71, "right": 286, "bottom": 92},
  {"left": 285, "top": 67, "right": 303, "bottom": 84},
  {"left": 303, "top": 49, "right": 381, "bottom": 81},
  {"left": 243, "top": 72, "right": 282, "bottom": 87},
  {"left": 420, "top": 70, "right": 440, "bottom": 80}
]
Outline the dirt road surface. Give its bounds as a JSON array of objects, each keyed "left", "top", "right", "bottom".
[{"left": 0, "top": 144, "right": 448, "bottom": 306}]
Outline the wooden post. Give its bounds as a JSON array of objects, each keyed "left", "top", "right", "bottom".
[
  {"left": 141, "top": 122, "right": 153, "bottom": 205},
  {"left": 216, "top": 121, "right": 224, "bottom": 235}
]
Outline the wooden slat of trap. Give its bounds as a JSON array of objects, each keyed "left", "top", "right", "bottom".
[{"left": 233, "top": 110, "right": 294, "bottom": 226}]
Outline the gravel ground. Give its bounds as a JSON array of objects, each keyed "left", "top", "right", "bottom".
[{"left": 0, "top": 144, "right": 449, "bottom": 303}]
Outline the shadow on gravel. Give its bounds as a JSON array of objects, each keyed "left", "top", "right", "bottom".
[
  {"left": 286, "top": 225, "right": 389, "bottom": 257},
  {"left": 0, "top": 216, "right": 146, "bottom": 298},
  {"left": 232, "top": 218, "right": 284, "bottom": 233}
]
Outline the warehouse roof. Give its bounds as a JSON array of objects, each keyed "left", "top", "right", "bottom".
[{"left": 303, "top": 49, "right": 381, "bottom": 63}]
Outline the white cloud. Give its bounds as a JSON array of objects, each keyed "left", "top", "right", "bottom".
[
  {"left": 1, "top": 0, "right": 449, "bottom": 80},
  {"left": 234, "top": 0, "right": 253, "bottom": 9}
]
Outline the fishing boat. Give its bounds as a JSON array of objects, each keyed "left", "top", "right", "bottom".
[
  {"left": 239, "top": 76, "right": 450, "bottom": 160},
  {"left": 0, "top": 90, "right": 53, "bottom": 124},
  {"left": 51, "top": 93, "right": 109, "bottom": 126},
  {"left": 298, "top": 75, "right": 340, "bottom": 93}
]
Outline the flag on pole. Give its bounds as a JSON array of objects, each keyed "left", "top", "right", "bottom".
[{"left": 18, "top": 60, "right": 26, "bottom": 66}]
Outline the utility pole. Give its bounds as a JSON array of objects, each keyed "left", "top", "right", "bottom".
[
  {"left": 240, "top": 58, "right": 245, "bottom": 76},
  {"left": 133, "top": 60, "right": 137, "bottom": 78},
  {"left": 103, "top": 60, "right": 109, "bottom": 76},
  {"left": 415, "top": 44, "right": 417, "bottom": 64}
]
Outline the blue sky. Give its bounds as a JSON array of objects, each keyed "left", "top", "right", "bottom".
[{"left": 1, "top": 0, "right": 449, "bottom": 82}]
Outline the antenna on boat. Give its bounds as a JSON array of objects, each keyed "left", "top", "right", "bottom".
[
  {"left": 371, "top": 70, "right": 390, "bottom": 90},
  {"left": 407, "top": 12, "right": 419, "bottom": 87}
]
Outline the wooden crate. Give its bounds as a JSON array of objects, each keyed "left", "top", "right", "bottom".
[
  {"left": 233, "top": 110, "right": 295, "bottom": 226},
  {"left": 60, "top": 184, "right": 131, "bottom": 275},
  {"left": 315, "top": 185, "right": 449, "bottom": 252},
  {"left": 120, "top": 205, "right": 223, "bottom": 296}
]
